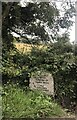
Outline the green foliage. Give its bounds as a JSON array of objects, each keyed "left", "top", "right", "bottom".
[
  {"left": 2, "top": 47, "right": 30, "bottom": 86},
  {"left": 2, "top": 1, "right": 76, "bottom": 112},
  {"left": 2, "top": 2, "right": 75, "bottom": 44},
  {"left": 2, "top": 83, "right": 67, "bottom": 118},
  {"left": 2, "top": 35, "right": 77, "bottom": 109},
  {"left": 23, "top": 37, "right": 76, "bottom": 109}
]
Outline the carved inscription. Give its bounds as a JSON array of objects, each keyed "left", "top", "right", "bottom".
[{"left": 29, "top": 71, "right": 54, "bottom": 95}]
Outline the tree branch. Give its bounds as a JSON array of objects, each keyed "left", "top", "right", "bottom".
[{"left": 10, "top": 27, "right": 33, "bottom": 45}]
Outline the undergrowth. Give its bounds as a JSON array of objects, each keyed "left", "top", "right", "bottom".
[{"left": 2, "top": 83, "right": 67, "bottom": 118}]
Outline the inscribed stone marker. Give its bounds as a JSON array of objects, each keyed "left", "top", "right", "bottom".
[{"left": 29, "top": 70, "right": 54, "bottom": 96}]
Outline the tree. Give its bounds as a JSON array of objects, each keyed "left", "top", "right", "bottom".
[
  {"left": 2, "top": 1, "right": 77, "bottom": 110},
  {"left": 2, "top": 2, "right": 75, "bottom": 44}
]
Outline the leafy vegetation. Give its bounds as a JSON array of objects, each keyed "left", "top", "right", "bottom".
[
  {"left": 2, "top": 1, "right": 77, "bottom": 118},
  {"left": 2, "top": 36, "right": 77, "bottom": 111},
  {"left": 3, "top": 83, "right": 69, "bottom": 118}
]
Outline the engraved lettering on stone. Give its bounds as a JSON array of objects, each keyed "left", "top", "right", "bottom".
[{"left": 30, "top": 71, "right": 54, "bottom": 96}]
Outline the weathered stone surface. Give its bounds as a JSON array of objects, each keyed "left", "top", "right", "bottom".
[{"left": 29, "top": 70, "right": 54, "bottom": 96}]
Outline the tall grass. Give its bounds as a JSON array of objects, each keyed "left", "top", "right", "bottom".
[{"left": 2, "top": 83, "right": 67, "bottom": 118}]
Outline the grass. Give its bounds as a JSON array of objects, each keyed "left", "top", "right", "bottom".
[{"left": 2, "top": 83, "right": 67, "bottom": 119}]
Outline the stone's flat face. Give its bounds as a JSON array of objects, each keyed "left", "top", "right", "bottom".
[{"left": 29, "top": 71, "right": 54, "bottom": 96}]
